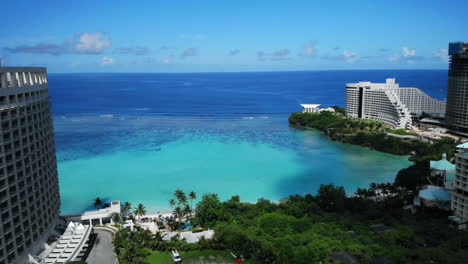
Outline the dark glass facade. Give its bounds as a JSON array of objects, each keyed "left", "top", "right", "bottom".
[{"left": 446, "top": 42, "right": 468, "bottom": 132}]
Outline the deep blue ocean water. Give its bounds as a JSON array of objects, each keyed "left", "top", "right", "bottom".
[{"left": 49, "top": 70, "right": 447, "bottom": 214}]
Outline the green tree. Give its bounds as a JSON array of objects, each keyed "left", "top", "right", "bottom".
[
  {"left": 194, "top": 193, "right": 227, "bottom": 227},
  {"left": 117, "top": 241, "right": 149, "bottom": 264},
  {"left": 169, "top": 199, "right": 176, "bottom": 208},
  {"left": 94, "top": 197, "right": 102, "bottom": 209},
  {"left": 111, "top": 212, "right": 122, "bottom": 224},
  {"left": 173, "top": 206, "right": 182, "bottom": 222},
  {"left": 134, "top": 203, "right": 147, "bottom": 221},
  {"left": 189, "top": 191, "right": 197, "bottom": 212},
  {"left": 122, "top": 201, "right": 132, "bottom": 217},
  {"left": 175, "top": 189, "right": 187, "bottom": 205},
  {"left": 317, "top": 184, "right": 346, "bottom": 212}
]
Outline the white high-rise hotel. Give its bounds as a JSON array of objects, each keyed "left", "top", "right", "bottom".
[
  {"left": 345, "top": 78, "right": 446, "bottom": 129},
  {"left": 0, "top": 67, "right": 60, "bottom": 264}
]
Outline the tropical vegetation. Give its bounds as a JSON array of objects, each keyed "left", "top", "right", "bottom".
[
  {"left": 134, "top": 203, "right": 147, "bottom": 220},
  {"left": 113, "top": 184, "right": 468, "bottom": 264},
  {"left": 288, "top": 110, "right": 458, "bottom": 160}
]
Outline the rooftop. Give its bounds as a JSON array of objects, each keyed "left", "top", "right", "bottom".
[
  {"left": 43, "top": 222, "right": 92, "bottom": 264},
  {"left": 430, "top": 159, "right": 455, "bottom": 171},
  {"left": 449, "top": 42, "right": 468, "bottom": 55},
  {"left": 419, "top": 185, "right": 452, "bottom": 202},
  {"left": 300, "top": 104, "right": 320, "bottom": 109},
  {"left": 0, "top": 66, "right": 47, "bottom": 73},
  {"left": 457, "top": 142, "right": 468, "bottom": 149}
]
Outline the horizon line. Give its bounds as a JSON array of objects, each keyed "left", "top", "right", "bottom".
[{"left": 47, "top": 68, "right": 449, "bottom": 74}]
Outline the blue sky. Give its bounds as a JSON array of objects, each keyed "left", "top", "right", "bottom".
[{"left": 1, "top": 0, "right": 467, "bottom": 73}]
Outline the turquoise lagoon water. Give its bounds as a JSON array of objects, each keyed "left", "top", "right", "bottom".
[
  {"left": 49, "top": 71, "right": 443, "bottom": 214},
  {"left": 55, "top": 115, "right": 412, "bottom": 215}
]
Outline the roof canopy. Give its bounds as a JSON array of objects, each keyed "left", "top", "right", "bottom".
[
  {"left": 430, "top": 159, "right": 455, "bottom": 171},
  {"left": 300, "top": 104, "right": 321, "bottom": 109},
  {"left": 419, "top": 186, "right": 452, "bottom": 201},
  {"left": 457, "top": 142, "right": 468, "bottom": 149}
]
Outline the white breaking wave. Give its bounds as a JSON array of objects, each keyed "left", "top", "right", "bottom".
[{"left": 242, "top": 117, "right": 254, "bottom": 120}]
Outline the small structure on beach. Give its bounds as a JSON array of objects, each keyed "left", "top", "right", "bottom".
[
  {"left": 300, "top": 104, "right": 321, "bottom": 113},
  {"left": 123, "top": 220, "right": 135, "bottom": 231},
  {"left": 416, "top": 185, "right": 452, "bottom": 210},
  {"left": 430, "top": 153, "right": 456, "bottom": 190},
  {"left": 300, "top": 104, "right": 336, "bottom": 113}
]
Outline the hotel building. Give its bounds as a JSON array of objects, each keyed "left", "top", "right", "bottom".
[
  {"left": 0, "top": 67, "right": 60, "bottom": 264},
  {"left": 345, "top": 78, "right": 446, "bottom": 129},
  {"left": 445, "top": 42, "right": 468, "bottom": 134},
  {"left": 451, "top": 143, "right": 468, "bottom": 227}
]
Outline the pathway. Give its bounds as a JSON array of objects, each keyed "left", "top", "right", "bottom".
[{"left": 86, "top": 230, "right": 117, "bottom": 264}]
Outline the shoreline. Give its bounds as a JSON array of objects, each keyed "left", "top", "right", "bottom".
[{"left": 290, "top": 122, "right": 413, "bottom": 161}]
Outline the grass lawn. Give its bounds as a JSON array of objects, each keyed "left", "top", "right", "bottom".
[{"left": 147, "top": 249, "right": 259, "bottom": 264}]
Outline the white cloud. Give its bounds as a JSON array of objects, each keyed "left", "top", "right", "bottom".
[
  {"left": 299, "top": 41, "right": 316, "bottom": 56},
  {"left": 388, "top": 47, "right": 424, "bottom": 63},
  {"left": 402, "top": 47, "right": 416, "bottom": 57},
  {"left": 75, "top": 33, "right": 112, "bottom": 54},
  {"left": 162, "top": 55, "right": 175, "bottom": 64},
  {"left": 101, "top": 56, "right": 115, "bottom": 65},
  {"left": 4, "top": 32, "right": 112, "bottom": 55},
  {"left": 343, "top": 50, "right": 358, "bottom": 64},
  {"left": 434, "top": 48, "right": 449, "bottom": 62}
]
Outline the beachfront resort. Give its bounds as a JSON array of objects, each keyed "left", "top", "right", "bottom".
[{"left": 1, "top": 42, "right": 468, "bottom": 264}]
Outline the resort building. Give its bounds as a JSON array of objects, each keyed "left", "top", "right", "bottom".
[
  {"left": 63, "top": 200, "right": 121, "bottom": 226},
  {"left": 300, "top": 104, "right": 321, "bottom": 113},
  {"left": 445, "top": 42, "right": 468, "bottom": 135},
  {"left": 345, "top": 78, "right": 446, "bottom": 129},
  {"left": 41, "top": 222, "right": 92, "bottom": 264},
  {"left": 430, "top": 154, "right": 456, "bottom": 191},
  {"left": 300, "top": 104, "right": 336, "bottom": 113},
  {"left": 413, "top": 154, "right": 455, "bottom": 211},
  {"left": 0, "top": 67, "right": 60, "bottom": 264},
  {"left": 416, "top": 185, "right": 452, "bottom": 210},
  {"left": 451, "top": 142, "right": 468, "bottom": 227}
]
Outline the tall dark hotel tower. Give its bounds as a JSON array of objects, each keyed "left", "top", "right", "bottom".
[
  {"left": 0, "top": 67, "right": 60, "bottom": 264},
  {"left": 446, "top": 42, "right": 468, "bottom": 133}
]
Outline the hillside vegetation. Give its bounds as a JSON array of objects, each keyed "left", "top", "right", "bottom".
[{"left": 288, "top": 111, "right": 458, "bottom": 162}]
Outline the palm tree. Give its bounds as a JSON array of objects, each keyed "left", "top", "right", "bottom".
[
  {"left": 369, "top": 182, "right": 378, "bottom": 197},
  {"left": 134, "top": 203, "right": 147, "bottom": 221},
  {"left": 169, "top": 199, "right": 176, "bottom": 209},
  {"left": 189, "top": 191, "right": 197, "bottom": 211},
  {"left": 174, "top": 189, "right": 187, "bottom": 205},
  {"left": 173, "top": 206, "right": 182, "bottom": 222},
  {"left": 355, "top": 188, "right": 367, "bottom": 198},
  {"left": 122, "top": 201, "right": 132, "bottom": 217},
  {"left": 183, "top": 204, "right": 191, "bottom": 221},
  {"left": 118, "top": 241, "right": 148, "bottom": 264},
  {"left": 94, "top": 197, "right": 102, "bottom": 209},
  {"left": 111, "top": 212, "right": 122, "bottom": 224}
]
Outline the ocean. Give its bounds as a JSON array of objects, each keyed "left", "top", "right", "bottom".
[{"left": 50, "top": 70, "right": 447, "bottom": 214}]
